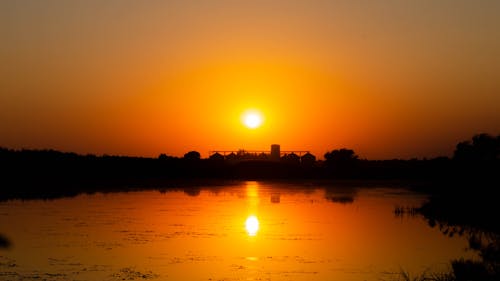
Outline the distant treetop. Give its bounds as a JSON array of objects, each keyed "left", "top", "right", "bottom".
[
  {"left": 184, "top": 151, "right": 201, "bottom": 160},
  {"left": 454, "top": 133, "right": 500, "bottom": 162}
]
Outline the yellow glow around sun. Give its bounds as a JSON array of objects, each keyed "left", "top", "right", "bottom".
[
  {"left": 245, "top": 215, "right": 259, "bottom": 236},
  {"left": 242, "top": 110, "right": 263, "bottom": 129}
]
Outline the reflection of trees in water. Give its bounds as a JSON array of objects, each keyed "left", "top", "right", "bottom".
[
  {"left": 182, "top": 187, "right": 201, "bottom": 197},
  {"left": 158, "top": 183, "right": 360, "bottom": 205},
  {"left": 326, "top": 195, "right": 354, "bottom": 204},
  {"left": 0, "top": 234, "right": 10, "bottom": 249},
  {"left": 393, "top": 205, "right": 419, "bottom": 217},
  {"left": 324, "top": 187, "right": 357, "bottom": 204},
  {"left": 436, "top": 227, "right": 499, "bottom": 280},
  {"left": 417, "top": 196, "right": 500, "bottom": 281}
]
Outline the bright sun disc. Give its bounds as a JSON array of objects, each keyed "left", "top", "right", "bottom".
[
  {"left": 245, "top": 215, "right": 259, "bottom": 236},
  {"left": 242, "top": 111, "right": 263, "bottom": 129}
]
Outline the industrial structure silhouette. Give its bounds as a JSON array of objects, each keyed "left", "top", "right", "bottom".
[{"left": 209, "top": 144, "right": 316, "bottom": 165}]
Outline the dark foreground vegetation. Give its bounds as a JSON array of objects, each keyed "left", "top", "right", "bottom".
[
  {"left": 0, "top": 134, "right": 500, "bottom": 190},
  {"left": 394, "top": 187, "right": 500, "bottom": 281},
  {"left": 388, "top": 133, "right": 500, "bottom": 280},
  {"left": 415, "top": 194, "right": 500, "bottom": 281},
  {"left": 0, "top": 133, "right": 498, "bottom": 201}
]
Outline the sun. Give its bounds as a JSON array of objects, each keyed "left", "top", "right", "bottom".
[
  {"left": 242, "top": 110, "right": 263, "bottom": 129},
  {"left": 245, "top": 215, "right": 259, "bottom": 236}
]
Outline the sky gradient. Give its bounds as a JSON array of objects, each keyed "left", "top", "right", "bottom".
[{"left": 1, "top": 0, "right": 499, "bottom": 159}]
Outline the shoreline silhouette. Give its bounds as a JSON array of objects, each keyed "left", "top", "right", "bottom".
[{"left": 0, "top": 133, "right": 498, "bottom": 201}]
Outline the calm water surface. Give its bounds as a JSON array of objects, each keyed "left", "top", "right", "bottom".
[{"left": 0, "top": 181, "right": 476, "bottom": 280}]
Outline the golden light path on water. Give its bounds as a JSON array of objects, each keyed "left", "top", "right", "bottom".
[
  {"left": 245, "top": 182, "right": 260, "bottom": 238},
  {"left": 0, "top": 181, "right": 478, "bottom": 281}
]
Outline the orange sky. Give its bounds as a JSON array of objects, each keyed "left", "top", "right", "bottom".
[{"left": 1, "top": 1, "right": 499, "bottom": 159}]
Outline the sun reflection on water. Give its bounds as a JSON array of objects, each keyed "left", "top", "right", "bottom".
[{"left": 245, "top": 215, "right": 260, "bottom": 236}]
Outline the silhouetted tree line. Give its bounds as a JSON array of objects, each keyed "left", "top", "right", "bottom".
[
  {"left": 0, "top": 133, "right": 498, "bottom": 200},
  {"left": 408, "top": 134, "right": 500, "bottom": 280},
  {"left": 454, "top": 133, "right": 500, "bottom": 162}
]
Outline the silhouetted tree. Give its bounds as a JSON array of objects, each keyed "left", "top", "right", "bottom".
[
  {"left": 454, "top": 133, "right": 499, "bottom": 162},
  {"left": 324, "top": 149, "right": 358, "bottom": 165},
  {"left": 324, "top": 148, "right": 360, "bottom": 178},
  {"left": 183, "top": 151, "right": 201, "bottom": 160}
]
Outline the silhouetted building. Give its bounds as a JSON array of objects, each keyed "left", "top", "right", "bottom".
[
  {"left": 209, "top": 152, "right": 224, "bottom": 161},
  {"left": 301, "top": 152, "right": 316, "bottom": 166},
  {"left": 208, "top": 144, "right": 316, "bottom": 165},
  {"left": 271, "top": 144, "right": 280, "bottom": 161},
  {"left": 226, "top": 152, "right": 237, "bottom": 161},
  {"left": 282, "top": 153, "right": 300, "bottom": 165}
]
